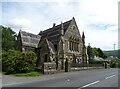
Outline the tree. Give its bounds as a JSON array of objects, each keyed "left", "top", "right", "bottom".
[
  {"left": 92, "top": 47, "right": 99, "bottom": 57},
  {"left": 0, "top": 26, "right": 1, "bottom": 53},
  {"left": 97, "top": 48, "right": 107, "bottom": 58},
  {"left": 87, "top": 46, "right": 107, "bottom": 63},
  {"left": 87, "top": 45, "right": 93, "bottom": 63},
  {"left": 1, "top": 25, "right": 17, "bottom": 51}
]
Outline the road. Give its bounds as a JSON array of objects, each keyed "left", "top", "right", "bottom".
[{"left": 2, "top": 68, "right": 119, "bottom": 89}]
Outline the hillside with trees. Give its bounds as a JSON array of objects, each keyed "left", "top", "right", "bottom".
[{"left": 103, "top": 50, "right": 120, "bottom": 58}]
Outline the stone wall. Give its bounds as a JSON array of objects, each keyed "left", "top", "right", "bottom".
[
  {"left": 42, "top": 62, "right": 57, "bottom": 74},
  {"left": 71, "top": 63, "right": 104, "bottom": 67},
  {"left": 71, "top": 63, "right": 105, "bottom": 71}
]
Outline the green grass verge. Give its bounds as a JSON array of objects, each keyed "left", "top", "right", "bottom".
[{"left": 13, "top": 72, "right": 43, "bottom": 77}]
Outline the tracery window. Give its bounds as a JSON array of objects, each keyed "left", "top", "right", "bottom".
[{"left": 69, "top": 38, "right": 79, "bottom": 52}]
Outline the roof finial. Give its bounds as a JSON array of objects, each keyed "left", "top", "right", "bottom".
[
  {"left": 61, "top": 21, "right": 64, "bottom": 29},
  {"left": 82, "top": 31, "right": 85, "bottom": 38},
  {"left": 20, "top": 27, "right": 22, "bottom": 31},
  {"left": 61, "top": 21, "right": 64, "bottom": 36},
  {"left": 72, "top": 17, "right": 75, "bottom": 20}
]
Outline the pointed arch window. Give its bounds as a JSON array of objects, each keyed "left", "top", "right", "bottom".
[{"left": 69, "top": 37, "right": 79, "bottom": 52}]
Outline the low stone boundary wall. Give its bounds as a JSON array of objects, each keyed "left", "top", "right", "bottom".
[
  {"left": 71, "top": 64, "right": 105, "bottom": 71},
  {"left": 41, "top": 62, "right": 109, "bottom": 74},
  {"left": 71, "top": 64, "right": 104, "bottom": 67},
  {"left": 71, "top": 66, "right": 104, "bottom": 71},
  {"left": 42, "top": 62, "right": 57, "bottom": 75}
]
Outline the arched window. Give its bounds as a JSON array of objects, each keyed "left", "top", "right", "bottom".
[
  {"left": 69, "top": 36, "right": 79, "bottom": 52},
  {"left": 72, "top": 25, "right": 76, "bottom": 30}
]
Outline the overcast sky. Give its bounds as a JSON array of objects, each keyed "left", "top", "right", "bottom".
[{"left": 1, "top": 0, "right": 119, "bottom": 51}]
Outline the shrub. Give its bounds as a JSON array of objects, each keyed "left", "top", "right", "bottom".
[
  {"left": 110, "top": 60, "right": 120, "bottom": 68},
  {"left": 118, "top": 62, "right": 120, "bottom": 68},
  {"left": 110, "top": 61, "right": 116, "bottom": 68},
  {"left": 90, "top": 60, "right": 104, "bottom": 64},
  {"left": 2, "top": 50, "right": 37, "bottom": 74},
  {"left": 2, "top": 50, "right": 20, "bottom": 73}
]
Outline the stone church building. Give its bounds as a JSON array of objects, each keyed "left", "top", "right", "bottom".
[{"left": 16, "top": 17, "right": 88, "bottom": 71}]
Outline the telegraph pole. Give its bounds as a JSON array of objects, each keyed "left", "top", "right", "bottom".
[
  {"left": 113, "top": 44, "right": 116, "bottom": 58},
  {"left": 88, "top": 43, "right": 91, "bottom": 63}
]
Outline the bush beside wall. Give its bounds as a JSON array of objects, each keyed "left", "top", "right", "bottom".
[{"left": 2, "top": 50, "right": 37, "bottom": 74}]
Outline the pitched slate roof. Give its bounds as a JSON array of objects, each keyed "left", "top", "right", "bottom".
[
  {"left": 38, "top": 19, "right": 72, "bottom": 45},
  {"left": 20, "top": 30, "right": 41, "bottom": 48}
]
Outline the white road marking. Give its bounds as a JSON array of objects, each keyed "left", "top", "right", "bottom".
[
  {"left": 78, "top": 74, "right": 116, "bottom": 89},
  {"left": 105, "top": 75, "right": 115, "bottom": 79},
  {"left": 67, "top": 79, "right": 70, "bottom": 81},
  {"left": 81, "top": 80, "right": 100, "bottom": 88}
]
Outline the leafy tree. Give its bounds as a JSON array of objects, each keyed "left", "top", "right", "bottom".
[
  {"left": 0, "top": 27, "right": 1, "bottom": 52},
  {"left": 97, "top": 48, "right": 107, "bottom": 58},
  {"left": 87, "top": 46, "right": 107, "bottom": 63},
  {"left": 1, "top": 25, "right": 17, "bottom": 51},
  {"left": 0, "top": 52, "right": 1, "bottom": 71},
  {"left": 92, "top": 47, "right": 99, "bottom": 57},
  {"left": 87, "top": 45, "right": 93, "bottom": 63}
]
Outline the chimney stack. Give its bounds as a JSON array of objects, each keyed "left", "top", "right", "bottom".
[{"left": 53, "top": 23, "right": 56, "bottom": 28}]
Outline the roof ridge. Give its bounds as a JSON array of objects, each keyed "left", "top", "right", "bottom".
[
  {"left": 20, "top": 30, "right": 40, "bottom": 37},
  {"left": 39, "top": 19, "right": 72, "bottom": 34}
]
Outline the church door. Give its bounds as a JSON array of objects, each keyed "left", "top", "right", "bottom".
[{"left": 44, "top": 54, "right": 48, "bottom": 62}]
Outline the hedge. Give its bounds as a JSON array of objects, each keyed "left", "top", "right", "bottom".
[{"left": 2, "top": 50, "right": 37, "bottom": 74}]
